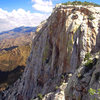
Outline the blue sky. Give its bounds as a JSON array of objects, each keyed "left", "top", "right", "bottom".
[
  {"left": 0, "top": 0, "right": 100, "bottom": 12},
  {"left": 0, "top": 0, "right": 33, "bottom": 12},
  {"left": 0, "top": 0, "right": 100, "bottom": 32}
]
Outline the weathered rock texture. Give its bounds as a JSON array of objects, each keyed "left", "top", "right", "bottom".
[
  {"left": 1, "top": 5, "right": 100, "bottom": 100},
  {"left": 65, "top": 53, "right": 100, "bottom": 100}
]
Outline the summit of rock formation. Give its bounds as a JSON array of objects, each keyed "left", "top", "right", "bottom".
[{"left": 1, "top": 3, "right": 100, "bottom": 100}]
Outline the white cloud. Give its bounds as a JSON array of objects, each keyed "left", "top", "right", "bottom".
[
  {"left": 32, "top": 0, "right": 53, "bottom": 13},
  {"left": 0, "top": 8, "right": 49, "bottom": 32},
  {"left": 0, "top": 0, "right": 54, "bottom": 32}
]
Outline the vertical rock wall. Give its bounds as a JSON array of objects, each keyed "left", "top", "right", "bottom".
[{"left": 1, "top": 5, "right": 100, "bottom": 100}]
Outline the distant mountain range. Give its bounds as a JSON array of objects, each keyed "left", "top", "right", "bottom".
[
  {"left": 0, "top": 26, "right": 37, "bottom": 70},
  {"left": 0, "top": 26, "right": 37, "bottom": 91},
  {"left": 0, "top": 26, "right": 37, "bottom": 49},
  {"left": 0, "top": 26, "right": 37, "bottom": 40}
]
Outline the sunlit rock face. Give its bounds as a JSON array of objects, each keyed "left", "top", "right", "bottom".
[{"left": 1, "top": 5, "right": 100, "bottom": 100}]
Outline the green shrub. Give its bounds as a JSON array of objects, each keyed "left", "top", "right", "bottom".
[
  {"left": 55, "top": 86, "right": 59, "bottom": 90},
  {"left": 60, "top": 82, "right": 63, "bottom": 85},
  {"left": 89, "top": 88, "right": 96, "bottom": 95},
  {"left": 84, "top": 59, "right": 94, "bottom": 73},
  {"left": 89, "top": 88, "right": 100, "bottom": 95},
  {"left": 84, "top": 58, "right": 98, "bottom": 73},
  {"left": 37, "top": 93, "right": 43, "bottom": 100},
  {"left": 84, "top": 59, "right": 93, "bottom": 67},
  {"left": 88, "top": 88, "right": 100, "bottom": 100},
  {"left": 88, "top": 15, "right": 95, "bottom": 20},
  {"left": 84, "top": 52, "right": 91, "bottom": 61},
  {"left": 77, "top": 73, "right": 81, "bottom": 78},
  {"left": 97, "top": 89, "right": 100, "bottom": 95},
  {"left": 62, "top": 1, "right": 100, "bottom": 7},
  {"left": 61, "top": 75, "right": 64, "bottom": 79}
]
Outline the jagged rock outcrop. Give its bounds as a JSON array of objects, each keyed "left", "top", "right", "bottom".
[
  {"left": 1, "top": 5, "right": 100, "bottom": 100},
  {"left": 65, "top": 53, "right": 100, "bottom": 100}
]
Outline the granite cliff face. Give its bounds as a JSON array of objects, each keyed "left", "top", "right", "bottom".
[{"left": 1, "top": 5, "right": 100, "bottom": 100}]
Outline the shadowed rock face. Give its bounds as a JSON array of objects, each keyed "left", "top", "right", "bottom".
[{"left": 1, "top": 5, "right": 100, "bottom": 100}]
